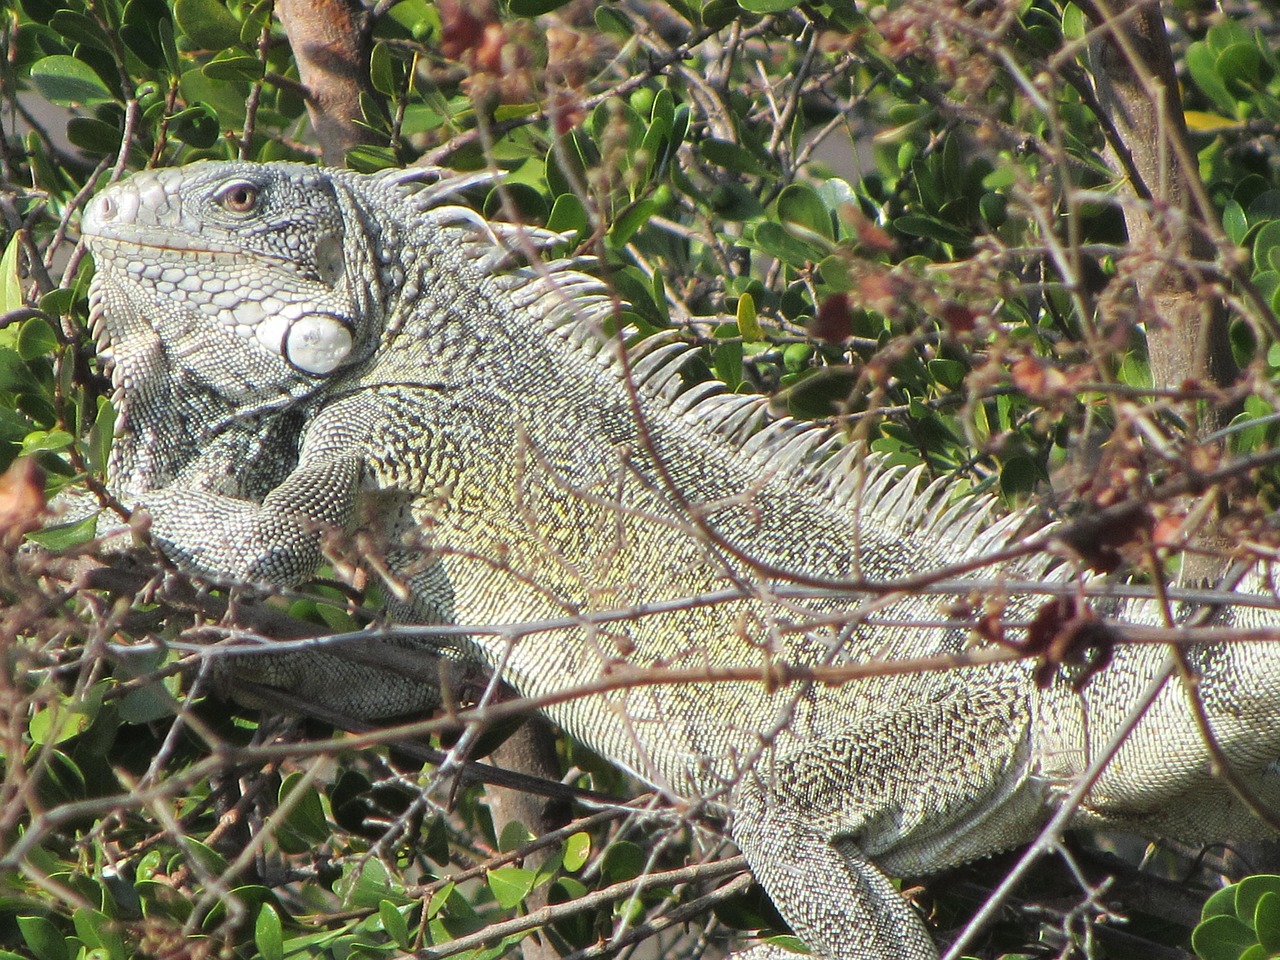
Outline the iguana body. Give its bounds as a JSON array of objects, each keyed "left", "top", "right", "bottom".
[{"left": 81, "top": 161, "right": 1280, "bottom": 959}]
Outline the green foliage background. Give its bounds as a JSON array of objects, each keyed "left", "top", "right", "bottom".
[{"left": 2, "top": 0, "right": 1280, "bottom": 957}]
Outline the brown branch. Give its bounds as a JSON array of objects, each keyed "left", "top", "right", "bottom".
[
  {"left": 275, "top": 0, "right": 380, "bottom": 164},
  {"left": 1080, "top": 0, "right": 1239, "bottom": 587}
]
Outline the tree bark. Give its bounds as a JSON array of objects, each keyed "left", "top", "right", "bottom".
[
  {"left": 1083, "top": 0, "right": 1237, "bottom": 585},
  {"left": 275, "top": 0, "right": 379, "bottom": 165},
  {"left": 487, "top": 717, "right": 573, "bottom": 960}
]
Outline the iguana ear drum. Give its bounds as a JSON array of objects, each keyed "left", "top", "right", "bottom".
[{"left": 284, "top": 314, "right": 353, "bottom": 375}]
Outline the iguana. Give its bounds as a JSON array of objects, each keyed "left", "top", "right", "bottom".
[{"left": 78, "top": 160, "right": 1280, "bottom": 960}]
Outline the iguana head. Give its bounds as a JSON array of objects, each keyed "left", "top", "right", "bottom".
[
  {"left": 82, "top": 162, "right": 413, "bottom": 494},
  {"left": 81, "top": 160, "right": 603, "bottom": 494},
  {"left": 83, "top": 162, "right": 393, "bottom": 386}
]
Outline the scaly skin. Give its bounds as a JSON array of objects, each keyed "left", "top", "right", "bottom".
[{"left": 81, "top": 161, "right": 1280, "bottom": 959}]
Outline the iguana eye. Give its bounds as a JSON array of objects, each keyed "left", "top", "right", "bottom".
[{"left": 216, "top": 181, "right": 259, "bottom": 214}]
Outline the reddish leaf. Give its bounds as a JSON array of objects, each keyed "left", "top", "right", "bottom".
[
  {"left": 810, "top": 293, "right": 853, "bottom": 343},
  {"left": 939, "top": 302, "right": 976, "bottom": 333},
  {"left": 0, "top": 457, "right": 46, "bottom": 549},
  {"left": 439, "top": 0, "right": 493, "bottom": 59},
  {"left": 1024, "top": 597, "right": 1117, "bottom": 690}
]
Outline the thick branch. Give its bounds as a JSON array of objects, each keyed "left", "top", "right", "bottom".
[
  {"left": 275, "top": 0, "right": 380, "bottom": 164},
  {"left": 1083, "top": 0, "right": 1237, "bottom": 403},
  {"left": 1082, "top": 0, "right": 1238, "bottom": 584}
]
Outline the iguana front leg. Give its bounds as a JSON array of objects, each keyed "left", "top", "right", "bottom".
[
  {"left": 136, "top": 439, "right": 465, "bottom": 719},
  {"left": 135, "top": 441, "right": 361, "bottom": 586}
]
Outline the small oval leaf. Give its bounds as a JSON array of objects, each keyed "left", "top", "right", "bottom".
[
  {"left": 487, "top": 867, "right": 536, "bottom": 909},
  {"left": 30, "top": 56, "right": 116, "bottom": 107}
]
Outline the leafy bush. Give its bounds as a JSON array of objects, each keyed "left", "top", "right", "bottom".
[{"left": 3, "top": 0, "right": 1280, "bottom": 958}]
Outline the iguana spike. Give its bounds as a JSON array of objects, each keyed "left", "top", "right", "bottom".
[{"left": 384, "top": 166, "right": 504, "bottom": 209}]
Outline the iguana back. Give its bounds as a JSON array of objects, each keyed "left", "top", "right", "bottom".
[{"left": 81, "top": 161, "right": 1280, "bottom": 960}]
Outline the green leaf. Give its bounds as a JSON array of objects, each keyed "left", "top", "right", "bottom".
[
  {"left": 816, "top": 255, "right": 853, "bottom": 293},
  {"left": 379, "top": 900, "right": 411, "bottom": 949},
  {"left": 276, "top": 773, "right": 330, "bottom": 853},
  {"left": 783, "top": 342, "right": 812, "bottom": 373},
  {"left": 600, "top": 840, "right": 645, "bottom": 882},
  {"left": 254, "top": 904, "right": 283, "bottom": 960},
  {"left": 180, "top": 838, "right": 230, "bottom": 877},
  {"left": 30, "top": 56, "right": 116, "bottom": 107},
  {"left": 498, "top": 819, "right": 535, "bottom": 853},
  {"left": 20, "top": 430, "right": 74, "bottom": 456},
  {"left": 174, "top": 0, "right": 242, "bottom": 50},
  {"left": 737, "top": 293, "right": 763, "bottom": 341},
  {"left": 563, "top": 832, "right": 590, "bottom": 872},
  {"left": 1236, "top": 876, "right": 1280, "bottom": 930},
  {"left": 166, "top": 103, "right": 220, "bottom": 149},
  {"left": 18, "top": 915, "right": 68, "bottom": 960},
  {"left": 1253, "top": 221, "right": 1280, "bottom": 275},
  {"left": 1254, "top": 891, "right": 1280, "bottom": 953},
  {"left": 509, "top": 0, "right": 572, "bottom": 14},
  {"left": 343, "top": 857, "right": 407, "bottom": 909},
  {"left": 48, "top": 10, "right": 111, "bottom": 52},
  {"left": 1186, "top": 41, "right": 1237, "bottom": 115},
  {"left": 26, "top": 513, "right": 99, "bottom": 551},
  {"left": 17, "top": 318, "right": 58, "bottom": 360},
  {"left": 1193, "top": 914, "right": 1258, "bottom": 960},
  {"left": 29, "top": 701, "right": 93, "bottom": 745},
  {"left": 1203, "top": 885, "right": 1239, "bottom": 922},
  {"left": 240, "top": 0, "right": 273, "bottom": 47},
  {"left": 1060, "top": 3, "right": 1085, "bottom": 41},
  {"left": 88, "top": 395, "right": 115, "bottom": 475},
  {"left": 345, "top": 144, "right": 400, "bottom": 173},
  {"left": 118, "top": 675, "right": 180, "bottom": 724},
  {"left": 777, "top": 183, "right": 833, "bottom": 241},
  {"left": 1206, "top": 19, "right": 1251, "bottom": 53},
  {"left": 594, "top": 5, "right": 632, "bottom": 36},
  {"left": 0, "top": 347, "right": 39, "bottom": 393},
  {"left": 72, "top": 907, "right": 125, "bottom": 960},
  {"left": 892, "top": 213, "right": 970, "bottom": 246},
  {"left": 753, "top": 221, "right": 824, "bottom": 267},
  {"left": 1251, "top": 192, "right": 1280, "bottom": 224},
  {"left": 426, "top": 881, "right": 454, "bottom": 920},
  {"left": 370, "top": 41, "right": 397, "bottom": 96},
  {"left": 483, "top": 182, "right": 548, "bottom": 226},
  {"left": 700, "top": 138, "right": 771, "bottom": 177},
  {"left": 609, "top": 197, "right": 660, "bottom": 248},
  {"left": 927, "top": 358, "right": 966, "bottom": 390},
  {"left": 121, "top": 0, "right": 175, "bottom": 69},
  {"left": 67, "top": 117, "right": 124, "bottom": 156},
  {"left": 202, "top": 52, "right": 264, "bottom": 83},
  {"left": 701, "top": 0, "right": 742, "bottom": 30},
  {"left": 0, "top": 234, "right": 23, "bottom": 314},
  {"left": 487, "top": 867, "right": 536, "bottom": 909},
  {"left": 546, "top": 193, "right": 588, "bottom": 243},
  {"left": 1223, "top": 201, "right": 1248, "bottom": 246},
  {"left": 1216, "top": 42, "right": 1263, "bottom": 94},
  {"left": 979, "top": 192, "right": 1007, "bottom": 227},
  {"left": 738, "top": 0, "right": 796, "bottom": 10},
  {"left": 998, "top": 456, "right": 1039, "bottom": 502}
]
